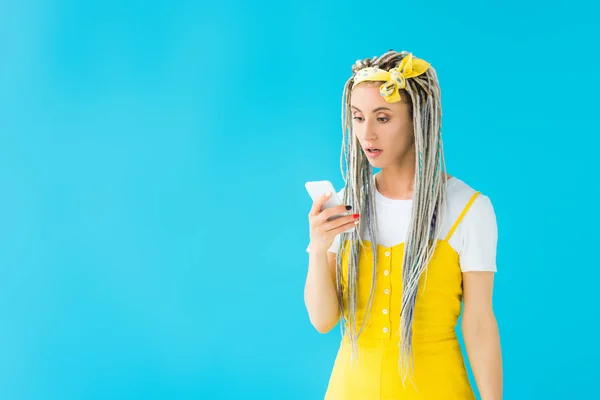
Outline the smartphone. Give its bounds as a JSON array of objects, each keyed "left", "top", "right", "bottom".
[{"left": 305, "top": 180, "right": 355, "bottom": 233}]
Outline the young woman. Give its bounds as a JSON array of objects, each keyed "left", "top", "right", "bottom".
[{"left": 304, "top": 50, "right": 503, "bottom": 399}]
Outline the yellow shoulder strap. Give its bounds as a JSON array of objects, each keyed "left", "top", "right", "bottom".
[{"left": 444, "top": 191, "right": 481, "bottom": 242}]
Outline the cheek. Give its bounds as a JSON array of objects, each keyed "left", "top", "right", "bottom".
[
  {"left": 385, "top": 121, "right": 408, "bottom": 138},
  {"left": 351, "top": 125, "right": 365, "bottom": 140},
  {"left": 397, "top": 119, "right": 414, "bottom": 137},
  {"left": 384, "top": 122, "right": 414, "bottom": 147}
]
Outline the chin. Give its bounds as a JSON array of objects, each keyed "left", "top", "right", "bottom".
[{"left": 364, "top": 154, "right": 385, "bottom": 166}]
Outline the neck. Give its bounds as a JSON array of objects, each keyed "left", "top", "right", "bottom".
[
  {"left": 375, "top": 150, "right": 452, "bottom": 200},
  {"left": 376, "top": 147, "right": 416, "bottom": 200}
]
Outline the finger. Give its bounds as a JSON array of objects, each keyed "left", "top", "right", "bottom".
[
  {"left": 322, "top": 204, "right": 353, "bottom": 220},
  {"left": 324, "top": 212, "right": 360, "bottom": 232},
  {"left": 330, "top": 216, "right": 360, "bottom": 235},
  {"left": 309, "top": 191, "right": 334, "bottom": 217}
]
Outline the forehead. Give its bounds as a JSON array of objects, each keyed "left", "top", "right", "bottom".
[{"left": 350, "top": 83, "right": 404, "bottom": 111}]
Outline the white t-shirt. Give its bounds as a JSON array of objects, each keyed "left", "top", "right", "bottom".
[{"left": 306, "top": 176, "right": 498, "bottom": 273}]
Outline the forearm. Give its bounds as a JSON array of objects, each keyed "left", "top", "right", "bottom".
[
  {"left": 463, "top": 314, "right": 503, "bottom": 400},
  {"left": 304, "top": 247, "right": 340, "bottom": 333}
]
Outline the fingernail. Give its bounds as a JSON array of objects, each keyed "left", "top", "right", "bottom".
[
  {"left": 325, "top": 192, "right": 332, "bottom": 197},
  {"left": 353, "top": 213, "right": 360, "bottom": 219},
  {"left": 345, "top": 205, "right": 352, "bottom": 210}
]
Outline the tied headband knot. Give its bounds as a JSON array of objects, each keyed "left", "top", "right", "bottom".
[{"left": 352, "top": 53, "right": 431, "bottom": 103}]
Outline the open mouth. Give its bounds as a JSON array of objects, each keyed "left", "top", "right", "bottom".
[{"left": 365, "top": 147, "right": 383, "bottom": 158}]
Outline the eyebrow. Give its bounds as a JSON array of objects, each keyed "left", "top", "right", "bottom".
[{"left": 351, "top": 106, "right": 392, "bottom": 112}]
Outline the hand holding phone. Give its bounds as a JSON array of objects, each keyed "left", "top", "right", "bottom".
[{"left": 305, "top": 180, "right": 359, "bottom": 252}]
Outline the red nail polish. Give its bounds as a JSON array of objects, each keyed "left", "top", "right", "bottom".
[{"left": 353, "top": 213, "right": 360, "bottom": 219}]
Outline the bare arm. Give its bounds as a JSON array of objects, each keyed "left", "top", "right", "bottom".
[
  {"left": 462, "top": 271, "right": 503, "bottom": 400},
  {"left": 304, "top": 248, "right": 339, "bottom": 333},
  {"left": 304, "top": 191, "right": 359, "bottom": 334}
]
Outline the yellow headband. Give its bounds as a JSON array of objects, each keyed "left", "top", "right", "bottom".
[{"left": 352, "top": 53, "right": 431, "bottom": 103}]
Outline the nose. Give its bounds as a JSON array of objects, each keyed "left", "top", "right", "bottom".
[{"left": 358, "top": 119, "right": 377, "bottom": 142}]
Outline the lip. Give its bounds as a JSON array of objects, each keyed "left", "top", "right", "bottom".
[{"left": 365, "top": 148, "right": 383, "bottom": 158}]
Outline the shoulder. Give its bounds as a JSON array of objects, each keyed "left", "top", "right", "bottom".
[
  {"left": 446, "top": 177, "right": 498, "bottom": 272},
  {"left": 446, "top": 177, "right": 496, "bottom": 221}
]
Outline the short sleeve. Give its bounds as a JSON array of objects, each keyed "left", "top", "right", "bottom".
[
  {"left": 306, "top": 188, "right": 345, "bottom": 254},
  {"left": 458, "top": 194, "right": 498, "bottom": 273}
]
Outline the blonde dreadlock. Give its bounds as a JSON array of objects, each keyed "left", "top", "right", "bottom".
[{"left": 334, "top": 50, "right": 450, "bottom": 387}]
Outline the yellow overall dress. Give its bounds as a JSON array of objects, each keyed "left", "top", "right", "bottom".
[{"left": 324, "top": 192, "right": 480, "bottom": 400}]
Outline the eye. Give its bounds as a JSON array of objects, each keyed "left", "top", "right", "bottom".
[
  {"left": 377, "top": 117, "right": 389, "bottom": 123},
  {"left": 352, "top": 116, "right": 364, "bottom": 122}
]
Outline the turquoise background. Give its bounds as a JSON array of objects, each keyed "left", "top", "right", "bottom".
[{"left": 1, "top": 0, "right": 598, "bottom": 398}]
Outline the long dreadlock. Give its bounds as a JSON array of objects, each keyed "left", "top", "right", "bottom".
[{"left": 334, "top": 50, "right": 450, "bottom": 387}]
